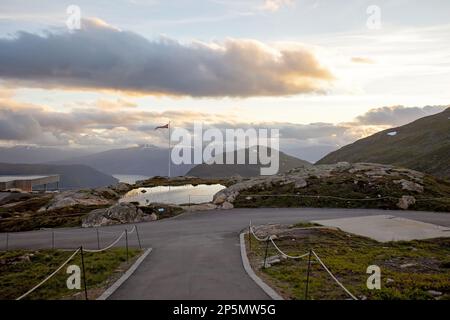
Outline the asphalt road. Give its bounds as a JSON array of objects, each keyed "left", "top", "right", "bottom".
[{"left": 3, "top": 208, "right": 450, "bottom": 299}]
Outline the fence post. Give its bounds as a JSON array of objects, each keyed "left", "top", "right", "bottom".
[
  {"left": 125, "top": 229, "right": 129, "bottom": 263},
  {"left": 135, "top": 224, "right": 142, "bottom": 249},
  {"left": 263, "top": 237, "right": 270, "bottom": 269},
  {"left": 80, "top": 246, "right": 88, "bottom": 300},
  {"left": 96, "top": 228, "right": 100, "bottom": 250},
  {"left": 248, "top": 225, "right": 251, "bottom": 251},
  {"left": 52, "top": 231, "right": 55, "bottom": 249},
  {"left": 305, "top": 249, "right": 312, "bottom": 300},
  {"left": 5, "top": 232, "right": 9, "bottom": 251}
]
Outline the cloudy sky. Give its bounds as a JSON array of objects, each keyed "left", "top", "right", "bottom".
[{"left": 0, "top": 0, "right": 449, "bottom": 161}]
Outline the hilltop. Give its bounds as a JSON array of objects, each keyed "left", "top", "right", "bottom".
[
  {"left": 317, "top": 108, "right": 450, "bottom": 178},
  {"left": 187, "top": 147, "right": 311, "bottom": 178}
]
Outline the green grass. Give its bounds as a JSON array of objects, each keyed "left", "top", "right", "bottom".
[
  {"left": 246, "top": 227, "right": 450, "bottom": 300},
  {"left": 0, "top": 248, "right": 141, "bottom": 300},
  {"left": 0, "top": 204, "right": 110, "bottom": 232},
  {"left": 290, "top": 221, "right": 321, "bottom": 228}
]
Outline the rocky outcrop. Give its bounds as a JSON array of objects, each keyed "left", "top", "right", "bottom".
[
  {"left": 39, "top": 189, "right": 116, "bottom": 212},
  {"left": 109, "top": 182, "right": 134, "bottom": 195},
  {"left": 82, "top": 202, "right": 157, "bottom": 227},
  {"left": 213, "top": 162, "right": 429, "bottom": 209},
  {"left": 38, "top": 183, "right": 132, "bottom": 212}
]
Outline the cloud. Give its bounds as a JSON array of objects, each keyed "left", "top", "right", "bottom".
[
  {"left": 0, "top": 18, "right": 333, "bottom": 97},
  {"left": 0, "top": 108, "right": 42, "bottom": 140},
  {"left": 351, "top": 56, "right": 375, "bottom": 64},
  {"left": 2, "top": 93, "right": 446, "bottom": 161},
  {"left": 354, "top": 105, "right": 448, "bottom": 126},
  {"left": 260, "top": 0, "right": 294, "bottom": 12},
  {"left": 93, "top": 98, "right": 137, "bottom": 110}
]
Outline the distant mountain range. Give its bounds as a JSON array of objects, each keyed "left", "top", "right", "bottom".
[
  {"left": 318, "top": 107, "right": 450, "bottom": 178},
  {"left": 187, "top": 147, "right": 311, "bottom": 177},
  {"left": 0, "top": 146, "right": 92, "bottom": 164},
  {"left": 0, "top": 163, "right": 118, "bottom": 189},
  {"left": 53, "top": 145, "right": 195, "bottom": 177}
]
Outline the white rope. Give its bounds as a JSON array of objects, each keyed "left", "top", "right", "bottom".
[
  {"left": 127, "top": 226, "right": 136, "bottom": 234},
  {"left": 269, "top": 237, "right": 309, "bottom": 259},
  {"left": 16, "top": 248, "right": 80, "bottom": 300},
  {"left": 98, "top": 226, "right": 134, "bottom": 235},
  {"left": 249, "top": 225, "right": 270, "bottom": 242},
  {"left": 311, "top": 250, "right": 358, "bottom": 300},
  {"left": 83, "top": 231, "right": 125, "bottom": 253}
]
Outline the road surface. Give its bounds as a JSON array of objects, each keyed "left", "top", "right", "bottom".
[{"left": 2, "top": 208, "right": 449, "bottom": 299}]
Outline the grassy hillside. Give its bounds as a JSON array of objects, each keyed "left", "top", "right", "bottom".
[
  {"left": 317, "top": 107, "right": 450, "bottom": 178},
  {"left": 187, "top": 147, "right": 311, "bottom": 178}
]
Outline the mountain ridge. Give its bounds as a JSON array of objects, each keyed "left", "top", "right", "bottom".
[{"left": 317, "top": 107, "right": 450, "bottom": 178}]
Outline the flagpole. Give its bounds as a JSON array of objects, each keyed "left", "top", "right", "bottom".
[{"left": 168, "top": 121, "right": 171, "bottom": 195}]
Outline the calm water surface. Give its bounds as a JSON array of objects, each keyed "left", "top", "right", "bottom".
[{"left": 120, "top": 184, "right": 226, "bottom": 205}]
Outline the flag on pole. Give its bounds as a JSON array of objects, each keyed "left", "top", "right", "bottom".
[{"left": 155, "top": 123, "right": 169, "bottom": 130}]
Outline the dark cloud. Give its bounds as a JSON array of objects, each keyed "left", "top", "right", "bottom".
[
  {"left": 0, "top": 19, "right": 333, "bottom": 97},
  {"left": 0, "top": 108, "right": 42, "bottom": 140},
  {"left": 355, "top": 105, "right": 448, "bottom": 126},
  {"left": 2, "top": 96, "right": 446, "bottom": 161}
]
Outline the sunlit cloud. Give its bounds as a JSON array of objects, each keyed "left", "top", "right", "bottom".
[{"left": 0, "top": 18, "right": 333, "bottom": 98}]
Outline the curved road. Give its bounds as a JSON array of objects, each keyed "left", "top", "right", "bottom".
[{"left": 3, "top": 208, "right": 450, "bottom": 299}]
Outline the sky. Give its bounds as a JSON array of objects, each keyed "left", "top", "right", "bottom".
[{"left": 0, "top": 0, "right": 449, "bottom": 162}]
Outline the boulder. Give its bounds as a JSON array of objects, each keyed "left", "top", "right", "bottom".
[
  {"left": 397, "top": 195, "right": 416, "bottom": 210},
  {"left": 220, "top": 201, "right": 234, "bottom": 209},
  {"left": 82, "top": 202, "right": 156, "bottom": 227},
  {"left": 393, "top": 179, "right": 424, "bottom": 193},
  {"left": 212, "top": 192, "right": 227, "bottom": 205}
]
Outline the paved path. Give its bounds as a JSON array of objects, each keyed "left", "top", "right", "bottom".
[{"left": 2, "top": 208, "right": 449, "bottom": 299}]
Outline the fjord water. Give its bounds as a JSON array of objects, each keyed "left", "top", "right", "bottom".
[{"left": 120, "top": 184, "right": 226, "bottom": 205}]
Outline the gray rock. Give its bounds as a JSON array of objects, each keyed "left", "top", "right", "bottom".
[
  {"left": 220, "top": 201, "right": 234, "bottom": 210},
  {"left": 397, "top": 195, "right": 416, "bottom": 210},
  {"left": 39, "top": 189, "right": 115, "bottom": 212},
  {"left": 427, "top": 290, "right": 442, "bottom": 297},
  {"left": 400, "top": 263, "right": 417, "bottom": 268},
  {"left": 262, "top": 255, "right": 282, "bottom": 268},
  {"left": 82, "top": 202, "right": 156, "bottom": 227},
  {"left": 393, "top": 179, "right": 424, "bottom": 193},
  {"left": 112, "top": 182, "right": 133, "bottom": 194}
]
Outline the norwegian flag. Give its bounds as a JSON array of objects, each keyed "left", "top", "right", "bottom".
[{"left": 155, "top": 123, "right": 169, "bottom": 130}]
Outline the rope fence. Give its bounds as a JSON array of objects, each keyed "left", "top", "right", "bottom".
[
  {"left": 2, "top": 225, "right": 139, "bottom": 252},
  {"left": 16, "top": 248, "right": 81, "bottom": 300},
  {"left": 248, "top": 221, "right": 358, "bottom": 300},
  {"left": 241, "top": 193, "right": 449, "bottom": 202},
  {"left": 2, "top": 224, "right": 144, "bottom": 300}
]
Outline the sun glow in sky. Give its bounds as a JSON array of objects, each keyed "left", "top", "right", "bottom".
[{"left": 0, "top": 0, "right": 449, "bottom": 161}]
